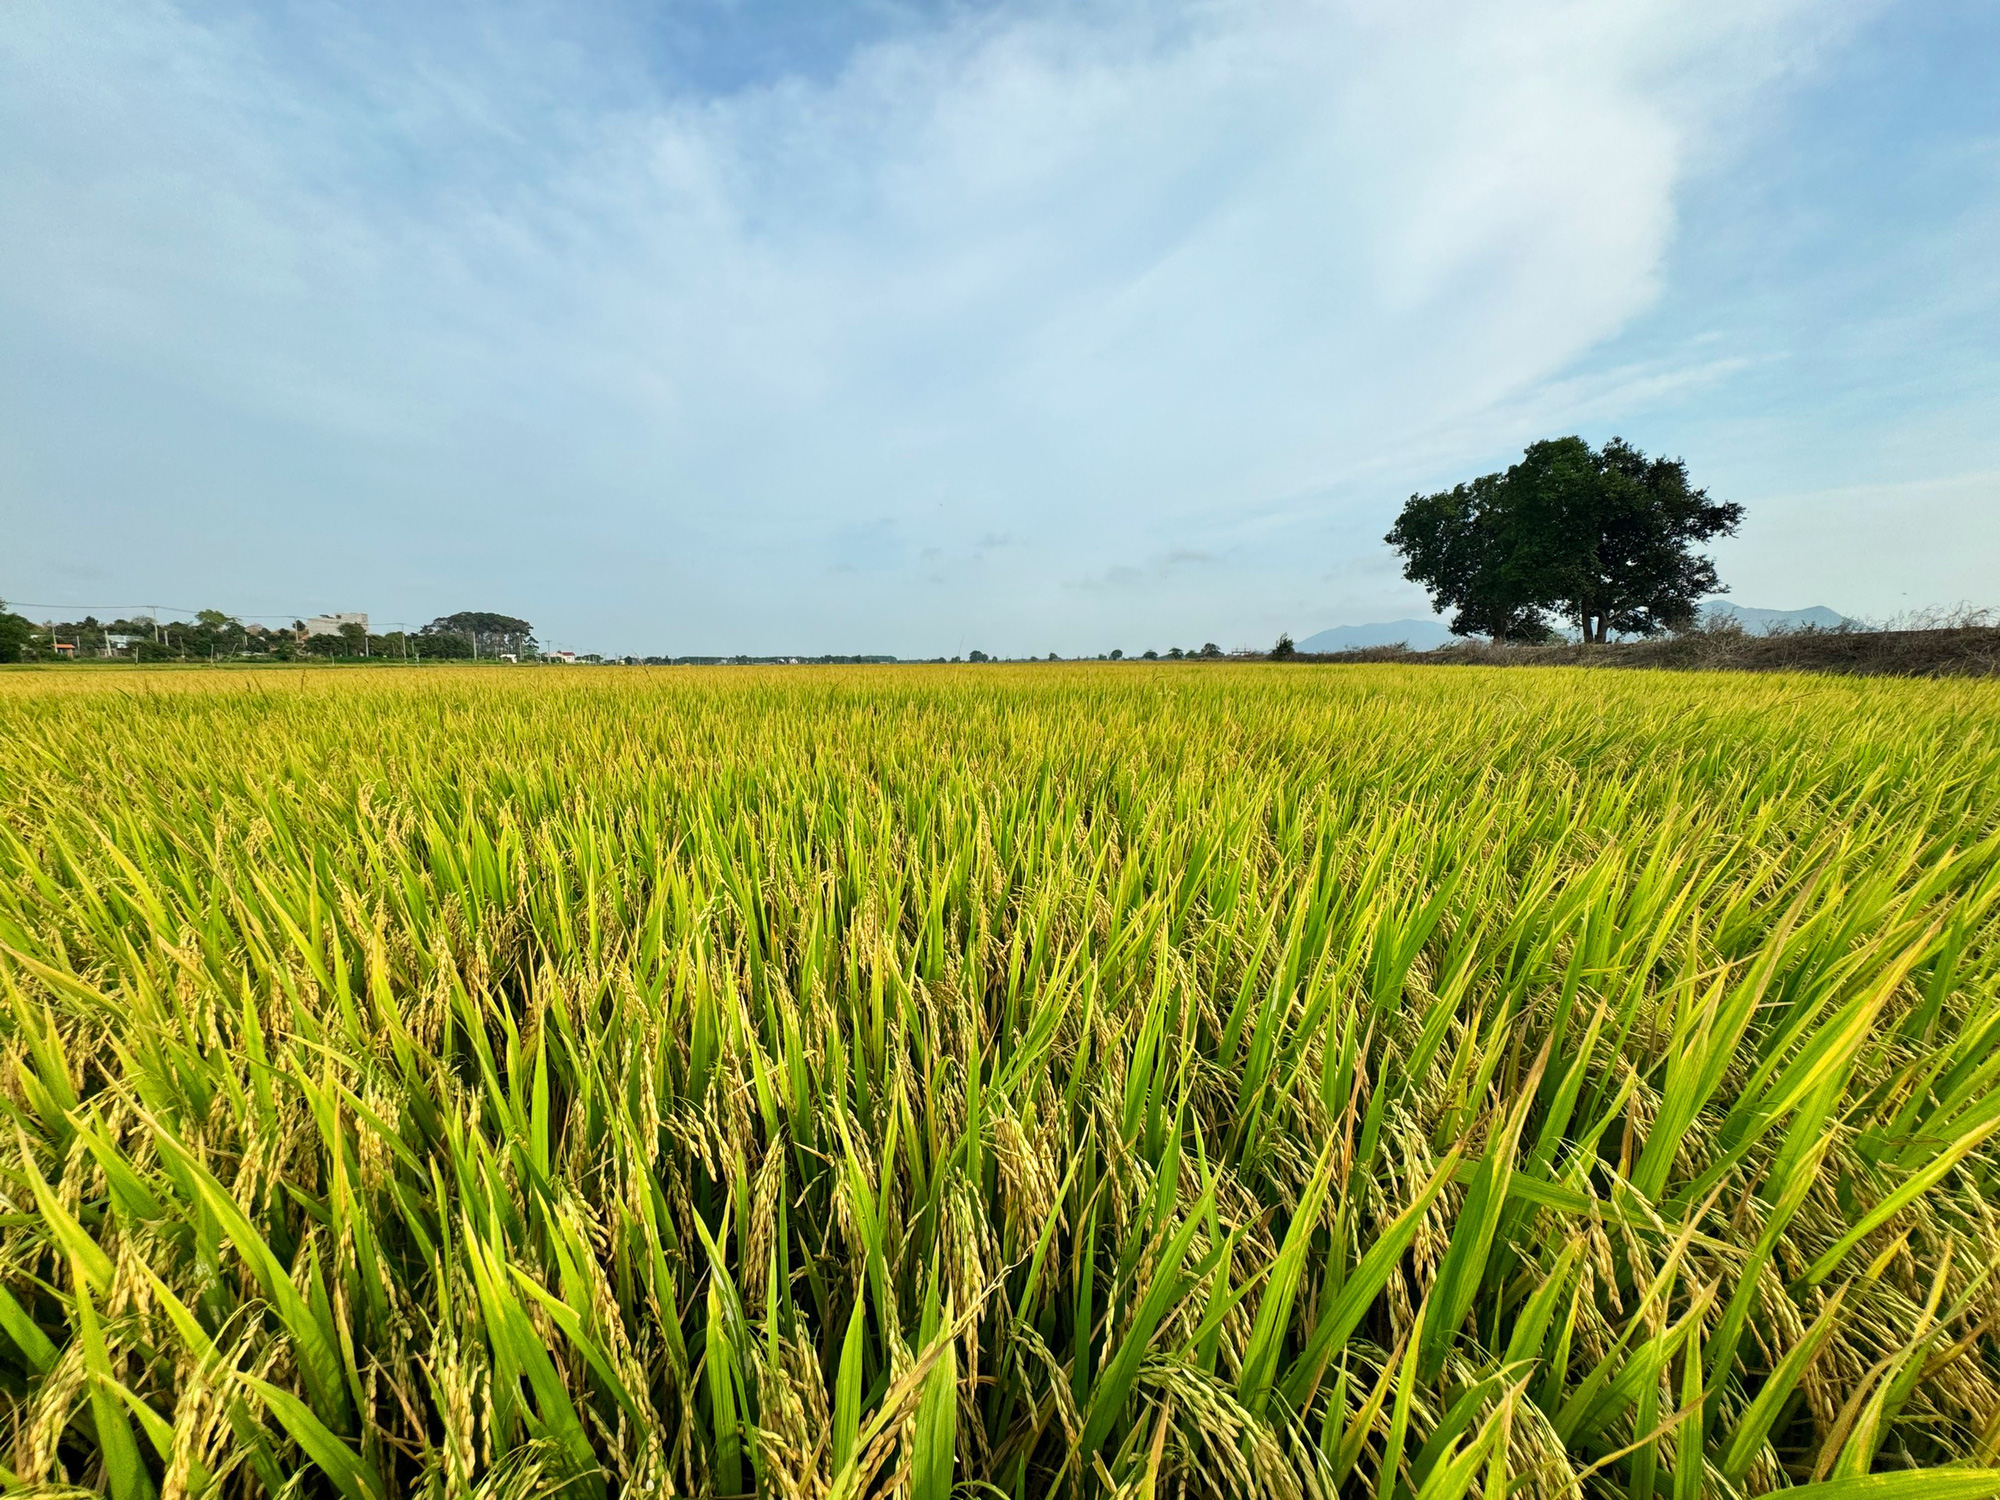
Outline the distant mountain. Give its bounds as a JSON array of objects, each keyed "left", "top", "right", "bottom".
[
  {"left": 1298, "top": 618, "right": 1458, "bottom": 653},
  {"left": 1699, "top": 602, "right": 1854, "bottom": 634}
]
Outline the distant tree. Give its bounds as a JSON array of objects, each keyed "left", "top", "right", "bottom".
[
  {"left": 1386, "top": 436, "right": 1742, "bottom": 643},
  {"left": 0, "top": 600, "right": 30, "bottom": 664},
  {"left": 1167, "top": 647, "right": 1184, "bottom": 659},
  {"left": 424, "top": 612, "right": 535, "bottom": 658},
  {"left": 968, "top": 649, "right": 990, "bottom": 663},
  {"left": 414, "top": 631, "right": 474, "bottom": 660},
  {"left": 186, "top": 609, "right": 246, "bottom": 658},
  {"left": 1199, "top": 642, "right": 1222, "bottom": 659},
  {"left": 1109, "top": 649, "right": 1124, "bottom": 660},
  {"left": 1047, "top": 652, "right": 1059, "bottom": 661},
  {"left": 1141, "top": 649, "right": 1158, "bottom": 660},
  {"left": 1269, "top": 634, "right": 1296, "bottom": 660}
]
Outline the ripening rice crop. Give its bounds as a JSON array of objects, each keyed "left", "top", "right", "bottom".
[{"left": 2, "top": 663, "right": 1999, "bottom": 1500}]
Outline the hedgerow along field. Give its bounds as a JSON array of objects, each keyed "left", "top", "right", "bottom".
[{"left": 2, "top": 666, "right": 1999, "bottom": 1500}]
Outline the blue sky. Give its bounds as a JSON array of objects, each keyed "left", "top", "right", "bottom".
[{"left": 2, "top": 0, "right": 1995, "bottom": 658}]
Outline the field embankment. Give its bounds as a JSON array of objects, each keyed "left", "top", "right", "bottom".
[
  {"left": 2, "top": 664, "right": 1998, "bottom": 1497},
  {"left": 1302, "top": 623, "right": 2000, "bottom": 676}
]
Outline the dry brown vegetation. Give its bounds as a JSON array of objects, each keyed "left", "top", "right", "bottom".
[{"left": 1296, "top": 623, "right": 2000, "bottom": 677}]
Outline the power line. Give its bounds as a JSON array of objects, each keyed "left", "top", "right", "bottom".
[
  {"left": 8, "top": 602, "right": 315, "bottom": 620},
  {"left": 6, "top": 601, "right": 290, "bottom": 617},
  {"left": 5, "top": 602, "right": 424, "bottom": 629}
]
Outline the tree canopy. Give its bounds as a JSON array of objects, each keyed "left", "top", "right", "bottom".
[
  {"left": 423, "top": 612, "right": 535, "bottom": 656},
  {"left": 0, "top": 601, "right": 30, "bottom": 664},
  {"left": 1385, "top": 436, "right": 1743, "bottom": 642}
]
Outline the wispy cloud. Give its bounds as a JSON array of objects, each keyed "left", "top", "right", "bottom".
[{"left": 6, "top": 0, "right": 1988, "bottom": 654}]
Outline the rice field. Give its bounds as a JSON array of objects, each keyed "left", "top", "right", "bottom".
[{"left": 3, "top": 663, "right": 1999, "bottom": 1500}]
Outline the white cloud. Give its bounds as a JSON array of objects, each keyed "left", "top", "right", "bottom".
[{"left": 0, "top": 0, "right": 1912, "bottom": 653}]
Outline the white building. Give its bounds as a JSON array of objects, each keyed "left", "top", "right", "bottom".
[{"left": 303, "top": 613, "right": 369, "bottom": 637}]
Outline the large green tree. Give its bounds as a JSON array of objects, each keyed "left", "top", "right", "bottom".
[
  {"left": 1386, "top": 436, "right": 1743, "bottom": 642},
  {"left": 423, "top": 612, "right": 534, "bottom": 657}
]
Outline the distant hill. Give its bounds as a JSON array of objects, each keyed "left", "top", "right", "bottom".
[
  {"left": 1298, "top": 618, "right": 1457, "bottom": 653},
  {"left": 1699, "top": 602, "right": 1853, "bottom": 634}
]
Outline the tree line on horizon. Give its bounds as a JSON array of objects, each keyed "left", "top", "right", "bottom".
[{"left": 0, "top": 607, "right": 536, "bottom": 664}]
